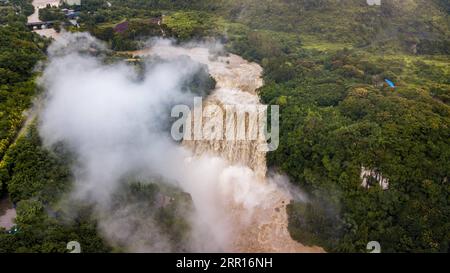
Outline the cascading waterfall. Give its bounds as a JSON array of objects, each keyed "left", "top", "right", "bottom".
[{"left": 131, "top": 43, "right": 324, "bottom": 253}]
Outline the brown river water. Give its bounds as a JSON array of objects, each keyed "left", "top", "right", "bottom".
[{"left": 129, "top": 44, "right": 324, "bottom": 253}]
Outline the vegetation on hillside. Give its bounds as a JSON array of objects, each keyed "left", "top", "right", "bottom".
[
  {"left": 0, "top": 124, "right": 193, "bottom": 252},
  {"left": 0, "top": 125, "right": 111, "bottom": 252},
  {"left": 0, "top": 1, "right": 48, "bottom": 172},
  {"left": 0, "top": 0, "right": 448, "bottom": 253}
]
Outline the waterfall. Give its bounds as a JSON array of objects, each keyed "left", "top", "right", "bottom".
[{"left": 131, "top": 43, "right": 324, "bottom": 253}]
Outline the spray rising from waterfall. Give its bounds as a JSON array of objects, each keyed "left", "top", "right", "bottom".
[
  {"left": 130, "top": 39, "right": 323, "bottom": 252},
  {"left": 38, "top": 32, "right": 323, "bottom": 252}
]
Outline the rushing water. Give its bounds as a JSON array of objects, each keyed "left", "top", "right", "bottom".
[{"left": 130, "top": 44, "right": 324, "bottom": 253}]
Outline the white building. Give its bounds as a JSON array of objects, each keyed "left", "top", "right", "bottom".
[
  {"left": 63, "top": 0, "right": 81, "bottom": 6},
  {"left": 360, "top": 166, "right": 390, "bottom": 190}
]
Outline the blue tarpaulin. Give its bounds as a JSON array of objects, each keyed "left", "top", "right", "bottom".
[{"left": 384, "top": 79, "right": 395, "bottom": 88}]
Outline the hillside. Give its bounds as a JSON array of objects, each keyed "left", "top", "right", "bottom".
[
  {"left": 107, "top": 0, "right": 450, "bottom": 53},
  {"left": 0, "top": 0, "right": 449, "bottom": 253}
]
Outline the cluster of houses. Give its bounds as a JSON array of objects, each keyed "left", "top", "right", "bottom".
[
  {"left": 62, "top": 0, "right": 82, "bottom": 20},
  {"left": 60, "top": 1, "right": 82, "bottom": 27},
  {"left": 61, "top": 8, "right": 80, "bottom": 19}
]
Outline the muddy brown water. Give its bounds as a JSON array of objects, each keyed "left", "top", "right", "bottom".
[{"left": 130, "top": 45, "right": 324, "bottom": 253}]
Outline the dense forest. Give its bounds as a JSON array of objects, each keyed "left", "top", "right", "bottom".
[
  {"left": 0, "top": 0, "right": 47, "bottom": 182},
  {"left": 0, "top": 0, "right": 449, "bottom": 252},
  {"left": 0, "top": 2, "right": 109, "bottom": 250}
]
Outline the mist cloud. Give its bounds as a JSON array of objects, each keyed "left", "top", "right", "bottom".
[{"left": 38, "top": 32, "right": 306, "bottom": 252}]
